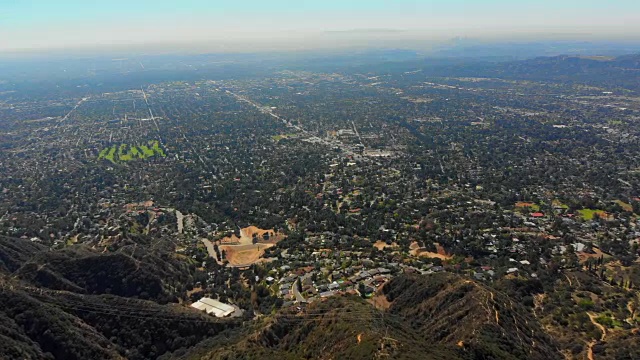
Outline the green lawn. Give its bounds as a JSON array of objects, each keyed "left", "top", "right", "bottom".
[
  {"left": 138, "top": 145, "right": 155, "bottom": 158},
  {"left": 130, "top": 146, "right": 142, "bottom": 158},
  {"left": 118, "top": 144, "right": 133, "bottom": 161},
  {"left": 578, "top": 209, "right": 608, "bottom": 221},
  {"left": 97, "top": 146, "right": 117, "bottom": 164},
  {"left": 150, "top": 140, "right": 166, "bottom": 157},
  {"left": 97, "top": 140, "right": 166, "bottom": 163}
]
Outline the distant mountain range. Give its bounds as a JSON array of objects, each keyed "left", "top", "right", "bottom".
[
  {"left": 2, "top": 46, "right": 640, "bottom": 99},
  {"left": 431, "top": 39, "right": 640, "bottom": 59},
  {"left": 356, "top": 53, "right": 640, "bottom": 92}
]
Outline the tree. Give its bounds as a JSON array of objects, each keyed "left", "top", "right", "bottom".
[{"left": 358, "top": 283, "right": 366, "bottom": 298}]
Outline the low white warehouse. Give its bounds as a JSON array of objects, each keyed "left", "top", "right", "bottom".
[{"left": 190, "top": 297, "right": 235, "bottom": 317}]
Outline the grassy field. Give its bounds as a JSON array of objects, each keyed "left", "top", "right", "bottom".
[
  {"left": 98, "top": 140, "right": 166, "bottom": 164},
  {"left": 97, "top": 146, "right": 117, "bottom": 163},
  {"left": 578, "top": 209, "right": 609, "bottom": 221}
]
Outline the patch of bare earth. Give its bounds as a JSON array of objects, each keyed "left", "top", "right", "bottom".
[
  {"left": 218, "top": 226, "right": 285, "bottom": 267},
  {"left": 222, "top": 244, "right": 270, "bottom": 266},
  {"left": 373, "top": 241, "right": 398, "bottom": 251},
  {"left": 409, "top": 241, "right": 453, "bottom": 260},
  {"left": 578, "top": 247, "right": 612, "bottom": 263},
  {"left": 369, "top": 292, "right": 392, "bottom": 311},
  {"left": 220, "top": 226, "right": 284, "bottom": 245},
  {"left": 187, "top": 286, "right": 203, "bottom": 297}
]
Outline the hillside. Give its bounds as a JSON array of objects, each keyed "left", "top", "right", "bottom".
[
  {"left": 180, "top": 273, "right": 561, "bottom": 360},
  {"left": 181, "top": 295, "right": 464, "bottom": 360},
  {"left": 3, "top": 236, "right": 637, "bottom": 360},
  {"left": 2, "top": 235, "right": 636, "bottom": 360},
  {"left": 3, "top": 233, "right": 199, "bottom": 303},
  {"left": 0, "top": 235, "right": 48, "bottom": 273},
  {"left": 382, "top": 274, "right": 560, "bottom": 359},
  {"left": 0, "top": 236, "right": 242, "bottom": 360},
  {"left": 0, "top": 282, "right": 240, "bottom": 360}
]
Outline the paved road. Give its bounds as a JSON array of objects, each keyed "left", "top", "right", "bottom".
[
  {"left": 292, "top": 279, "right": 307, "bottom": 303},
  {"left": 222, "top": 88, "right": 361, "bottom": 158},
  {"left": 200, "top": 238, "right": 222, "bottom": 264},
  {"left": 176, "top": 210, "right": 184, "bottom": 234}
]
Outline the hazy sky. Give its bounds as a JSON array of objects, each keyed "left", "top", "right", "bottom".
[{"left": 2, "top": 0, "right": 640, "bottom": 52}]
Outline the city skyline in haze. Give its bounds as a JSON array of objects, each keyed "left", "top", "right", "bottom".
[{"left": 2, "top": 0, "right": 640, "bottom": 53}]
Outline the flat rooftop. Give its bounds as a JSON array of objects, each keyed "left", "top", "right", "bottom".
[{"left": 191, "top": 297, "right": 235, "bottom": 317}]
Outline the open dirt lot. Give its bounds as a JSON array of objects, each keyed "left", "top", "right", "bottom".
[
  {"left": 409, "top": 241, "right": 453, "bottom": 260},
  {"left": 373, "top": 241, "right": 398, "bottom": 251},
  {"left": 217, "top": 226, "right": 286, "bottom": 267}
]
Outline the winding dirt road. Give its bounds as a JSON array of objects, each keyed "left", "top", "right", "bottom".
[{"left": 586, "top": 312, "right": 607, "bottom": 360}]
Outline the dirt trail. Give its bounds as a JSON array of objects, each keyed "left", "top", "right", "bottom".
[
  {"left": 586, "top": 311, "right": 607, "bottom": 360},
  {"left": 532, "top": 293, "right": 546, "bottom": 318},
  {"left": 490, "top": 292, "right": 500, "bottom": 324},
  {"left": 587, "top": 340, "right": 596, "bottom": 360},
  {"left": 587, "top": 312, "right": 606, "bottom": 341},
  {"left": 627, "top": 301, "right": 636, "bottom": 323},
  {"left": 564, "top": 273, "right": 573, "bottom": 287},
  {"left": 473, "top": 281, "right": 497, "bottom": 325}
]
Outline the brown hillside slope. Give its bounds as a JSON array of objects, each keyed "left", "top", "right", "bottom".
[
  {"left": 382, "top": 273, "right": 561, "bottom": 360},
  {"left": 182, "top": 273, "right": 560, "bottom": 360},
  {"left": 183, "top": 295, "right": 465, "bottom": 360}
]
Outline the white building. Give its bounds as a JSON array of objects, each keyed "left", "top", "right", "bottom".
[{"left": 190, "top": 297, "right": 235, "bottom": 317}]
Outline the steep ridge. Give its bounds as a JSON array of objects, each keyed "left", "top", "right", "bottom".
[
  {"left": 8, "top": 237, "right": 195, "bottom": 303},
  {"left": 185, "top": 295, "right": 463, "bottom": 360},
  {"left": 0, "top": 236, "right": 241, "bottom": 360},
  {"left": 0, "top": 285, "right": 123, "bottom": 360},
  {"left": 16, "top": 250, "right": 167, "bottom": 299},
  {"left": 0, "top": 235, "right": 48, "bottom": 273},
  {"left": 0, "top": 236, "right": 566, "bottom": 360},
  {"left": 382, "top": 273, "right": 561, "bottom": 360},
  {"left": 0, "top": 276, "right": 240, "bottom": 360}
]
